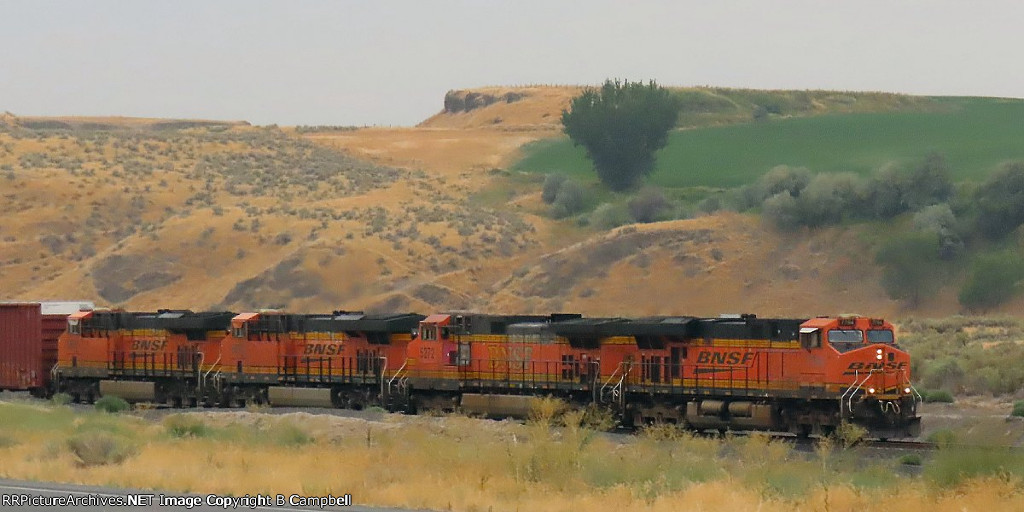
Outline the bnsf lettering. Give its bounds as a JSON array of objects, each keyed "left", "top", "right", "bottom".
[
  {"left": 695, "top": 351, "right": 755, "bottom": 365},
  {"left": 846, "top": 361, "right": 907, "bottom": 371},
  {"left": 303, "top": 343, "right": 344, "bottom": 356},
  {"left": 131, "top": 340, "right": 167, "bottom": 351},
  {"left": 487, "top": 345, "right": 533, "bottom": 363}
]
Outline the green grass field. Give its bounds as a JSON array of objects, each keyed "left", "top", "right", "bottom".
[{"left": 514, "top": 97, "right": 1024, "bottom": 188}]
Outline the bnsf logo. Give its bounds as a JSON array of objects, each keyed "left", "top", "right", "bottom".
[
  {"left": 846, "top": 361, "right": 908, "bottom": 372},
  {"left": 131, "top": 340, "right": 167, "bottom": 351},
  {"left": 304, "top": 343, "right": 343, "bottom": 355},
  {"left": 695, "top": 351, "right": 755, "bottom": 365}
]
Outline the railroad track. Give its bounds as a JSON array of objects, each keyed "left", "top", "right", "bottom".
[{"left": 860, "top": 439, "right": 936, "bottom": 450}]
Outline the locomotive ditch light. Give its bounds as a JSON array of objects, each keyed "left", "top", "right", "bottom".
[
  {"left": 904, "top": 387, "right": 912, "bottom": 394},
  {"left": 868, "top": 388, "right": 876, "bottom": 394}
]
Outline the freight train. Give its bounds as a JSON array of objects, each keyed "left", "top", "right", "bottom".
[{"left": 2, "top": 303, "right": 922, "bottom": 438}]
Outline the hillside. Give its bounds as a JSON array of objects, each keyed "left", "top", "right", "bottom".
[
  {"left": 1, "top": 88, "right": 1023, "bottom": 319},
  {"left": 515, "top": 97, "right": 1024, "bottom": 187}
]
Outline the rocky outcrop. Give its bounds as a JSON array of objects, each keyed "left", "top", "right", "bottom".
[{"left": 443, "top": 90, "right": 527, "bottom": 113}]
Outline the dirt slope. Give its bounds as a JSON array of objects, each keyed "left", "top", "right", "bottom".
[{"left": 0, "top": 91, "right": 1005, "bottom": 318}]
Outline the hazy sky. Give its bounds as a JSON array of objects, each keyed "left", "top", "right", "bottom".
[{"left": 2, "top": 1, "right": 1021, "bottom": 126}]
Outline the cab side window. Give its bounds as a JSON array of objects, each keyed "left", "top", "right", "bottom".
[{"left": 800, "top": 329, "right": 821, "bottom": 349}]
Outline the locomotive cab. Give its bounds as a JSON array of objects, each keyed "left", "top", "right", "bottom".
[
  {"left": 416, "top": 314, "right": 455, "bottom": 365},
  {"left": 801, "top": 315, "right": 921, "bottom": 438}
]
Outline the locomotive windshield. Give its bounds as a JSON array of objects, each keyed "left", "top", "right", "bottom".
[
  {"left": 866, "top": 329, "right": 894, "bottom": 344},
  {"left": 828, "top": 329, "right": 863, "bottom": 353}
]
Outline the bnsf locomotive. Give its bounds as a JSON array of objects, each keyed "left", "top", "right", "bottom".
[{"left": 47, "top": 308, "right": 921, "bottom": 438}]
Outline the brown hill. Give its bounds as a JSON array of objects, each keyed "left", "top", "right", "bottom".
[
  {"left": 418, "top": 86, "right": 582, "bottom": 131},
  {"left": 0, "top": 89, "right": 1001, "bottom": 318}
]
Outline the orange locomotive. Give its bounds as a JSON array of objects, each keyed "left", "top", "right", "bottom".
[
  {"left": 56, "top": 309, "right": 234, "bottom": 405},
  {"left": 53, "top": 309, "right": 920, "bottom": 438},
  {"left": 217, "top": 310, "right": 422, "bottom": 408},
  {"left": 399, "top": 313, "right": 920, "bottom": 438}
]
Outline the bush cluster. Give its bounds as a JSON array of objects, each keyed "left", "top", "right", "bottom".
[
  {"left": 899, "top": 317, "right": 1024, "bottom": 395},
  {"left": 958, "top": 251, "right": 1024, "bottom": 312},
  {"left": 741, "top": 155, "right": 953, "bottom": 230},
  {"left": 66, "top": 431, "right": 137, "bottom": 466},
  {"left": 94, "top": 395, "right": 131, "bottom": 413},
  {"left": 736, "top": 156, "right": 1024, "bottom": 310}
]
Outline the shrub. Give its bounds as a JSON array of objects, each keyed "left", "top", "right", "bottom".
[
  {"left": 921, "top": 389, "right": 955, "bottom": 403},
  {"left": 835, "top": 421, "right": 867, "bottom": 448},
  {"left": 863, "top": 165, "right": 907, "bottom": 219},
  {"left": 697, "top": 195, "right": 721, "bottom": 214},
  {"left": 760, "top": 165, "right": 811, "bottom": 198},
  {"left": 94, "top": 395, "right": 130, "bottom": 413},
  {"left": 912, "top": 203, "right": 956, "bottom": 234},
  {"left": 590, "top": 203, "right": 630, "bottom": 230},
  {"left": 541, "top": 174, "right": 566, "bottom": 204},
  {"left": 551, "top": 180, "right": 587, "bottom": 218},
  {"left": 925, "top": 428, "right": 960, "bottom": 448},
  {"left": 268, "top": 421, "right": 313, "bottom": 446},
  {"left": 762, "top": 192, "right": 801, "bottom": 230},
  {"left": 1013, "top": 401, "right": 1024, "bottom": 417},
  {"left": 925, "top": 447, "right": 1024, "bottom": 487},
  {"left": 796, "top": 172, "right": 863, "bottom": 227},
  {"left": 899, "top": 453, "right": 922, "bottom": 466},
  {"left": 975, "top": 162, "right": 1024, "bottom": 239},
  {"left": 863, "top": 154, "right": 952, "bottom": 219},
  {"left": 958, "top": 251, "right": 1024, "bottom": 312},
  {"left": 912, "top": 203, "right": 963, "bottom": 260},
  {"left": 163, "top": 414, "right": 212, "bottom": 438},
  {"left": 627, "top": 187, "right": 669, "bottom": 223},
  {"left": 50, "top": 392, "right": 72, "bottom": 406},
  {"left": 904, "top": 152, "right": 953, "bottom": 210},
  {"left": 528, "top": 396, "right": 568, "bottom": 427},
  {"left": 875, "top": 232, "right": 943, "bottom": 306},
  {"left": 66, "top": 432, "right": 137, "bottom": 466},
  {"left": 732, "top": 165, "right": 811, "bottom": 212},
  {"left": 921, "top": 358, "right": 965, "bottom": 393}
]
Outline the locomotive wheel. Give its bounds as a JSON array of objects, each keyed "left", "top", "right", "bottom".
[{"left": 796, "top": 424, "right": 812, "bottom": 439}]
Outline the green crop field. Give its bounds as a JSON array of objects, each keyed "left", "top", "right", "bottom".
[{"left": 514, "top": 97, "right": 1024, "bottom": 188}]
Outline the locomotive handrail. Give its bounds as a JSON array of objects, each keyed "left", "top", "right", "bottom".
[
  {"left": 200, "top": 353, "right": 218, "bottom": 391},
  {"left": 600, "top": 362, "right": 625, "bottom": 402},
  {"left": 899, "top": 368, "right": 924, "bottom": 404},
  {"left": 387, "top": 359, "right": 409, "bottom": 394},
  {"left": 841, "top": 369, "right": 879, "bottom": 413},
  {"left": 378, "top": 356, "right": 387, "bottom": 399}
]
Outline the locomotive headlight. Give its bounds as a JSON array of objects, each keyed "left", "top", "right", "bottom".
[
  {"left": 876, "top": 348, "right": 883, "bottom": 360},
  {"left": 867, "top": 388, "right": 876, "bottom": 394}
]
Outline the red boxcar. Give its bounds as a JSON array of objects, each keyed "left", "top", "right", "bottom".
[{"left": 0, "top": 302, "right": 92, "bottom": 395}]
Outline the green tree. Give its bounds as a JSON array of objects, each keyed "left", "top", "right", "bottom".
[
  {"left": 561, "top": 79, "right": 681, "bottom": 191},
  {"left": 958, "top": 251, "right": 1024, "bottom": 312},
  {"left": 976, "top": 162, "right": 1024, "bottom": 239},
  {"left": 875, "top": 232, "right": 944, "bottom": 306}
]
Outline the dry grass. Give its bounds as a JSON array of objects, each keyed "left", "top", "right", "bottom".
[
  {"left": 0, "top": 89, "right": 1002, "bottom": 317},
  {"left": 2, "top": 400, "right": 1023, "bottom": 512}
]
